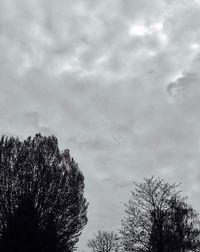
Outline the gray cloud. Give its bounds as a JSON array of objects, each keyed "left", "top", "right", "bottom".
[{"left": 167, "top": 72, "right": 200, "bottom": 97}]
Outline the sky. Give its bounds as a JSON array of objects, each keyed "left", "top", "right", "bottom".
[{"left": 1, "top": 0, "right": 200, "bottom": 250}]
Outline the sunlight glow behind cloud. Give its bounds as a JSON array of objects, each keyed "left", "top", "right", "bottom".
[
  {"left": 129, "top": 21, "right": 168, "bottom": 45},
  {"left": 129, "top": 21, "right": 164, "bottom": 37},
  {"left": 129, "top": 24, "right": 149, "bottom": 36},
  {"left": 190, "top": 43, "right": 200, "bottom": 51}
]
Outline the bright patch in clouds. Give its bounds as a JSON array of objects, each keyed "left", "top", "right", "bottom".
[
  {"left": 129, "top": 21, "right": 164, "bottom": 36},
  {"left": 172, "top": 71, "right": 184, "bottom": 82},
  {"left": 194, "top": 0, "right": 200, "bottom": 4},
  {"left": 158, "top": 33, "right": 168, "bottom": 46},
  {"left": 129, "top": 21, "right": 168, "bottom": 46},
  {"left": 129, "top": 24, "right": 149, "bottom": 36},
  {"left": 150, "top": 22, "right": 163, "bottom": 32},
  {"left": 190, "top": 43, "right": 200, "bottom": 51}
]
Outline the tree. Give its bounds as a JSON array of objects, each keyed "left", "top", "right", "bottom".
[
  {"left": 120, "top": 177, "right": 200, "bottom": 252},
  {"left": 88, "top": 231, "right": 120, "bottom": 252},
  {"left": 0, "top": 134, "right": 88, "bottom": 252},
  {"left": 150, "top": 198, "right": 200, "bottom": 252}
]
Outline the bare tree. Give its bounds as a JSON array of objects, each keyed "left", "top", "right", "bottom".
[
  {"left": 88, "top": 231, "right": 120, "bottom": 252},
  {"left": 120, "top": 177, "right": 200, "bottom": 252}
]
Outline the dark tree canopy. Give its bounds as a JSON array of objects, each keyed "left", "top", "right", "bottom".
[
  {"left": 0, "top": 134, "right": 88, "bottom": 252},
  {"left": 150, "top": 198, "right": 200, "bottom": 252},
  {"left": 120, "top": 177, "right": 200, "bottom": 252}
]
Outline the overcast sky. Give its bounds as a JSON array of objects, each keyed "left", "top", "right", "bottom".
[{"left": 1, "top": 0, "right": 200, "bottom": 250}]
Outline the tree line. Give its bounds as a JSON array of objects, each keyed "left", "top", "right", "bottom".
[{"left": 0, "top": 134, "right": 199, "bottom": 252}]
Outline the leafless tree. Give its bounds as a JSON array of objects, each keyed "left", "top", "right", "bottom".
[
  {"left": 120, "top": 177, "right": 200, "bottom": 252},
  {"left": 88, "top": 231, "right": 120, "bottom": 252}
]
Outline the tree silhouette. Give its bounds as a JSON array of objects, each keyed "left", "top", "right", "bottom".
[
  {"left": 0, "top": 134, "right": 88, "bottom": 252},
  {"left": 88, "top": 231, "right": 120, "bottom": 252},
  {"left": 120, "top": 177, "right": 200, "bottom": 252},
  {"left": 157, "top": 198, "right": 200, "bottom": 252}
]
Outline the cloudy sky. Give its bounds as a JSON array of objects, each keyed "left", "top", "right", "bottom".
[{"left": 1, "top": 0, "right": 200, "bottom": 250}]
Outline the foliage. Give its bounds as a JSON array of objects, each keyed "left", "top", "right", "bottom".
[{"left": 0, "top": 134, "right": 88, "bottom": 252}]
